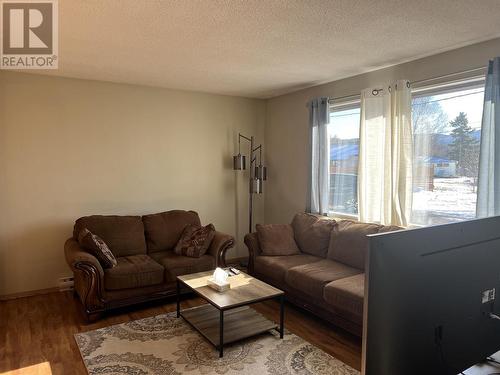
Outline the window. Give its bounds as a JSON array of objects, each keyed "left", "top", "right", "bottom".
[
  {"left": 411, "top": 81, "right": 484, "bottom": 225},
  {"left": 328, "top": 104, "right": 360, "bottom": 216},
  {"left": 325, "top": 77, "right": 485, "bottom": 224}
]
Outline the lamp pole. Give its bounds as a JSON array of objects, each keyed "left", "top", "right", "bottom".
[
  {"left": 249, "top": 135, "right": 254, "bottom": 234},
  {"left": 233, "top": 133, "right": 266, "bottom": 233}
]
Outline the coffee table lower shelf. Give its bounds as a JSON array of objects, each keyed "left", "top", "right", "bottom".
[{"left": 180, "top": 304, "right": 278, "bottom": 353}]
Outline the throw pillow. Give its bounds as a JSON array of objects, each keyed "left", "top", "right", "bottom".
[
  {"left": 291, "top": 213, "right": 336, "bottom": 257},
  {"left": 174, "top": 223, "right": 216, "bottom": 258},
  {"left": 327, "top": 220, "right": 381, "bottom": 270},
  {"left": 78, "top": 228, "right": 117, "bottom": 268},
  {"left": 256, "top": 223, "right": 301, "bottom": 256}
]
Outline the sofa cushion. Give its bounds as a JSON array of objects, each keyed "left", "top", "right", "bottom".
[
  {"left": 143, "top": 210, "right": 201, "bottom": 252},
  {"left": 74, "top": 215, "right": 146, "bottom": 257},
  {"left": 285, "top": 259, "right": 362, "bottom": 300},
  {"left": 327, "top": 220, "right": 402, "bottom": 269},
  {"left": 254, "top": 254, "right": 322, "bottom": 284},
  {"left": 323, "top": 273, "right": 365, "bottom": 323},
  {"left": 104, "top": 254, "right": 164, "bottom": 290},
  {"left": 256, "top": 224, "right": 301, "bottom": 256},
  {"left": 378, "top": 225, "right": 403, "bottom": 233},
  {"left": 174, "top": 223, "right": 215, "bottom": 258},
  {"left": 78, "top": 228, "right": 117, "bottom": 268},
  {"left": 147, "top": 250, "right": 171, "bottom": 263},
  {"left": 327, "top": 220, "right": 380, "bottom": 269},
  {"left": 291, "top": 213, "right": 336, "bottom": 257},
  {"left": 155, "top": 252, "right": 215, "bottom": 282}
]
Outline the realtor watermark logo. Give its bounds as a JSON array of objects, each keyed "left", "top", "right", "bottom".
[{"left": 1, "top": 0, "right": 58, "bottom": 69}]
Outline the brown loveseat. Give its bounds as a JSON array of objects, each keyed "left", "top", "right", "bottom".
[
  {"left": 64, "top": 210, "right": 234, "bottom": 320},
  {"left": 245, "top": 213, "right": 401, "bottom": 336}
]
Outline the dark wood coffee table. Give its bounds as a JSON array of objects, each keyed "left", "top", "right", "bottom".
[{"left": 176, "top": 270, "right": 285, "bottom": 357}]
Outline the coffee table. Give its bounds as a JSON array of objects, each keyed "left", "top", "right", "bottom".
[{"left": 176, "top": 270, "right": 285, "bottom": 357}]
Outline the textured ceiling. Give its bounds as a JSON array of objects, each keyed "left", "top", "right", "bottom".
[{"left": 27, "top": 0, "right": 500, "bottom": 98}]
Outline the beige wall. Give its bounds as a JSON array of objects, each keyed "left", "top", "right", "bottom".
[
  {"left": 0, "top": 72, "right": 266, "bottom": 296},
  {"left": 265, "top": 37, "right": 500, "bottom": 224}
]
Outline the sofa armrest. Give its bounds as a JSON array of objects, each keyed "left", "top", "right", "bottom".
[
  {"left": 64, "top": 238, "right": 105, "bottom": 315},
  {"left": 65, "top": 238, "right": 104, "bottom": 274},
  {"left": 208, "top": 231, "right": 235, "bottom": 267},
  {"left": 244, "top": 232, "right": 261, "bottom": 275}
]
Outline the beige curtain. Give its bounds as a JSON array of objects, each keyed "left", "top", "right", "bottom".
[{"left": 358, "top": 80, "right": 413, "bottom": 226}]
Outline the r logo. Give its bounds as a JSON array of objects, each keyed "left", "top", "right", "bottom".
[{"left": 2, "top": 2, "right": 52, "bottom": 54}]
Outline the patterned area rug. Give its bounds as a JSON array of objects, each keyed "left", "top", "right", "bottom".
[{"left": 75, "top": 310, "right": 359, "bottom": 375}]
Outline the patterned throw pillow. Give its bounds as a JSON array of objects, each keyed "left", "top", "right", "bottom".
[
  {"left": 78, "top": 228, "right": 117, "bottom": 268},
  {"left": 174, "top": 223, "right": 216, "bottom": 258}
]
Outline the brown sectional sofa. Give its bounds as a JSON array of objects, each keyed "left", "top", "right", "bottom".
[
  {"left": 65, "top": 210, "right": 234, "bottom": 320},
  {"left": 245, "top": 213, "right": 401, "bottom": 336}
]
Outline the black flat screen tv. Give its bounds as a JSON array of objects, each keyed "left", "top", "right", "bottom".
[{"left": 362, "top": 216, "right": 500, "bottom": 374}]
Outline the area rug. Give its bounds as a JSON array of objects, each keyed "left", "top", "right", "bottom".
[{"left": 75, "top": 311, "right": 359, "bottom": 375}]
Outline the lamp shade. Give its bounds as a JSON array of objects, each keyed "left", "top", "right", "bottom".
[
  {"left": 233, "top": 154, "right": 246, "bottom": 170},
  {"left": 255, "top": 165, "right": 267, "bottom": 180},
  {"left": 250, "top": 178, "right": 263, "bottom": 194}
]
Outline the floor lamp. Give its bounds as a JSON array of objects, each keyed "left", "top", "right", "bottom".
[{"left": 233, "top": 133, "right": 267, "bottom": 233}]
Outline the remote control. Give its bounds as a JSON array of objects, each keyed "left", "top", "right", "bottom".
[{"left": 229, "top": 267, "right": 241, "bottom": 275}]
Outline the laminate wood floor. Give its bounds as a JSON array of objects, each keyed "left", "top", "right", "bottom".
[{"left": 0, "top": 291, "right": 362, "bottom": 374}]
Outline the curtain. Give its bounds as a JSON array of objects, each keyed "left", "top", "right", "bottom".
[
  {"left": 358, "top": 81, "right": 413, "bottom": 226},
  {"left": 307, "top": 97, "right": 330, "bottom": 215},
  {"left": 477, "top": 57, "right": 500, "bottom": 218}
]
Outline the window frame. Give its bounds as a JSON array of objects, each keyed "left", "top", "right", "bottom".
[{"left": 410, "top": 75, "right": 486, "bottom": 226}]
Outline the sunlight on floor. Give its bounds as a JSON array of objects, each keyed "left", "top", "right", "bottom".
[{"left": 1, "top": 362, "right": 52, "bottom": 375}]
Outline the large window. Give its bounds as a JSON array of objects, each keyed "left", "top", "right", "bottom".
[
  {"left": 327, "top": 78, "right": 485, "bottom": 224},
  {"left": 411, "top": 83, "right": 484, "bottom": 225},
  {"left": 328, "top": 105, "right": 360, "bottom": 215}
]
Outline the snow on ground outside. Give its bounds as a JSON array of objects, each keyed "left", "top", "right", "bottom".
[{"left": 412, "top": 177, "right": 477, "bottom": 225}]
